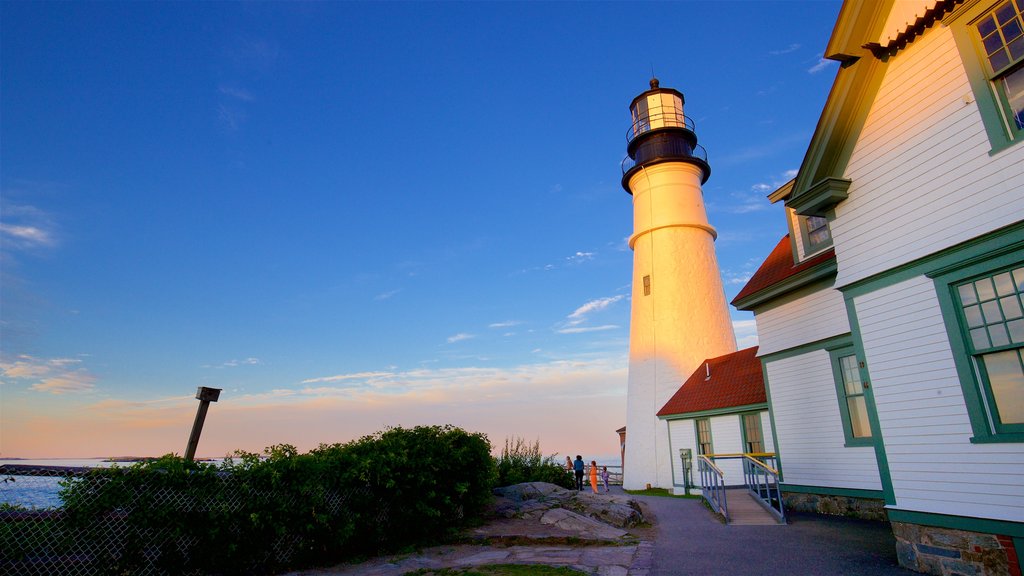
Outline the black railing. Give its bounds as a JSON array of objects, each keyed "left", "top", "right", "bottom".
[
  {"left": 621, "top": 143, "right": 708, "bottom": 175},
  {"left": 626, "top": 112, "right": 696, "bottom": 144}
]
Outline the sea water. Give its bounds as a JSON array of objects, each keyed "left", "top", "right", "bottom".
[{"left": 0, "top": 459, "right": 116, "bottom": 509}]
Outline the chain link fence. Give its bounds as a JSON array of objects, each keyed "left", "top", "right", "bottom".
[{"left": 0, "top": 465, "right": 387, "bottom": 576}]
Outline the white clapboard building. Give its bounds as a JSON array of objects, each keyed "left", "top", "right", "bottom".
[{"left": 732, "top": 1, "right": 1024, "bottom": 573}]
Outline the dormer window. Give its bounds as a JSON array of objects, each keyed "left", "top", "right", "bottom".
[{"left": 800, "top": 214, "right": 833, "bottom": 253}]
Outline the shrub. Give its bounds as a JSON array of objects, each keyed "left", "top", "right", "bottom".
[
  {"left": 494, "top": 437, "right": 574, "bottom": 489},
  {"left": 51, "top": 425, "right": 494, "bottom": 574}
]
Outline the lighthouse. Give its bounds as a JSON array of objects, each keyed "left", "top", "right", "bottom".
[{"left": 621, "top": 79, "right": 736, "bottom": 490}]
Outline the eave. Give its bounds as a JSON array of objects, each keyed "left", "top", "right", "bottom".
[{"left": 732, "top": 258, "right": 838, "bottom": 311}]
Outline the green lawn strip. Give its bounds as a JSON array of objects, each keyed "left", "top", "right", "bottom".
[
  {"left": 623, "top": 487, "right": 700, "bottom": 499},
  {"left": 404, "top": 565, "right": 586, "bottom": 575}
]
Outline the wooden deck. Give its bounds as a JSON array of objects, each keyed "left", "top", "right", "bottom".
[{"left": 725, "top": 489, "right": 783, "bottom": 525}]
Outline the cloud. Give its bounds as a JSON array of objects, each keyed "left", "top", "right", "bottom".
[
  {"left": 0, "top": 205, "right": 58, "bottom": 252},
  {"left": 567, "top": 296, "right": 623, "bottom": 326},
  {"left": 374, "top": 289, "right": 401, "bottom": 301},
  {"left": 808, "top": 57, "right": 834, "bottom": 74},
  {"left": 733, "top": 319, "right": 759, "bottom": 349},
  {"left": 218, "top": 85, "right": 254, "bottom": 101},
  {"left": 223, "top": 357, "right": 261, "bottom": 367},
  {"left": 566, "top": 252, "right": 595, "bottom": 264},
  {"left": 2, "top": 355, "right": 97, "bottom": 394},
  {"left": 301, "top": 371, "right": 394, "bottom": 385},
  {"left": 488, "top": 320, "right": 522, "bottom": 329},
  {"left": 30, "top": 370, "right": 97, "bottom": 394},
  {"left": 217, "top": 104, "right": 246, "bottom": 131},
  {"left": 769, "top": 43, "right": 801, "bottom": 55},
  {"left": 557, "top": 325, "right": 619, "bottom": 334},
  {"left": 447, "top": 333, "right": 475, "bottom": 344}
]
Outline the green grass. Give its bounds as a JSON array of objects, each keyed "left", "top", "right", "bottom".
[
  {"left": 404, "top": 565, "right": 585, "bottom": 575},
  {"left": 624, "top": 487, "right": 701, "bottom": 499}
]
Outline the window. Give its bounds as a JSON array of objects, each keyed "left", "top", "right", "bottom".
[
  {"left": 952, "top": 266, "right": 1024, "bottom": 433},
  {"left": 696, "top": 419, "right": 713, "bottom": 455},
  {"left": 829, "top": 346, "right": 873, "bottom": 447},
  {"left": 950, "top": 0, "right": 1024, "bottom": 151},
  {"left": 976, "top": 0, "right": 1024, "bottom": 131},
  {"left": 799, "top": 214, "right": 832, "bottom": 254},
  {"left": 741, "top": 413, "right": 764, "bottom": 453},
  {"left": 643, "top": 275, "right": 651, "bottom": 296}
]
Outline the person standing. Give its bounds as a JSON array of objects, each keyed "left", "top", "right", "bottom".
[
  {"left": 589, "top": 460, "right": 599, "bottom": 493},
  {"left": 565, "top": 456, "right": 573, "bottom": 475},
  {"left": 600, "top": 466, "right": 610, "bottom": 492},
  {"left": 573, "top": 455, "right": 585, "bottom": 491}
]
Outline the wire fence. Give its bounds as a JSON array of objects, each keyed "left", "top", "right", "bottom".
[{"left": 0, "top": 465, "right": 386, "bottom": 576}]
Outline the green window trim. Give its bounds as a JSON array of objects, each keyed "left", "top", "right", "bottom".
[
  {"left": 949, "top": 0, "right": 1024, "bottom": 154},
  {"left": 829, "top": 346, "right": 875, "bottom": 447},
  {"left": 932, "top": 249, "right": 1024, "bottom": 442},
  {"left": 695, "top": 418, "right": 713, "bottom": 456}
]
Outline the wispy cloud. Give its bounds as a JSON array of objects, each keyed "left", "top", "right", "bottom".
[
  {"left": 566, "top": 296, "right": 623, "bottom": 326},
  {"left": 557, "top": 325, "right": 618, "bottom": 334},
  {"left": 374, "top": 289, "right": 401, "bottom": 301},
  {"left": 488, "top": 320, "right": 522, "bottom": 329},
  {"left": 301, "top": 371, "right": 394, "bottom": 385},
  {"left": 808, "top": 56, "right": 834, "bottom": 74},
  {"left": 0, "top": 204, "right": 58, "bottom": 252},
  {"left": 224, "top": 357, "right": 261, "bottom": 367},
  {"left": 733, "top": 318, "right": 759, "bottom": 349},
  {"left": 566, "top": 251, "right": 595, "bottom": 264},
  {"left": 218, "top": 85, "right": 254, "bottom": 102},
  {"left": 1, "top": 355, "right": 96, "bottom": 394},
  {"left": 447, "top": 333, "right": 475, "bottom": 344},
  {"left": 769, "top": 44, "right": 801, "bottom": 56}
]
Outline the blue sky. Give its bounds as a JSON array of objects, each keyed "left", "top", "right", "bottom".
[{"left": 1, "top": 1, "right": 842, "bottom": 459}]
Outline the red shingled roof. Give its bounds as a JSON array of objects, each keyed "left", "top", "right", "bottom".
[
  {"left": 730, "top": 235, "right": 835, "bottom": 306},
  {"left": 657, "top": 346, "right": 764, "bottom": 417}
]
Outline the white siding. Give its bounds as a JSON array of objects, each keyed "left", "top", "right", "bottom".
[
  {"left": 766, "top": 351, "right": 882, "bottom": 491},
  {"left": 711, "top": 415, "right": 744, "bottom": 485},
  {"left": 754, "top": 280, "right": 850, "bottom": 356},
  {"left": 834, "top": 25, "right": 1024, "bottom": 288},
  {"left": 759, "top": 410, "right": 776, "bottom": 454},
  {"left": 855, "top": 276, "right": 1024, "bottom": 522},
  {"left": 667, "top": 419, "right": 697, "bottom": 489}
]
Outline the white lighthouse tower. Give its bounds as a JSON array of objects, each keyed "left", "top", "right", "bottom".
[{"left": 621, "top": 79, "right": 737, "bottom": 490}]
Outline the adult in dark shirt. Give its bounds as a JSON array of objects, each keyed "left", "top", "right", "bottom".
[{"left": 573, "top": 455, "right": 585, "bottom": 491}]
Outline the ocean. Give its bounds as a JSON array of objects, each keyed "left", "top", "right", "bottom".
[{"left": 1, "top": 459, "right": 131, "bottom": 509}]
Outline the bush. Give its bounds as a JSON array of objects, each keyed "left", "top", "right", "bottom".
[
  {"left": 51, "top": 425, "right": 495, "bottom": 575},
  {"left": 494, "top": 437, "right": 574, "bottom": 489}
]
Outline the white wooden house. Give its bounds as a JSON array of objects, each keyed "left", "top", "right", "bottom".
[
  {"left": 657, "top": 346, "right": 774, "bottom": 494},
  {"left": 733, "top": 0, "right": 1024, "bottom": 573}
]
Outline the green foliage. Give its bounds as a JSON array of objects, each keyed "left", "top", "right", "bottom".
[
  {"left": 494, "top": 437, "right": 574, "bottom": 489},
  {"left": 40, "top": 425, "right": 495, "bottom": 575}
]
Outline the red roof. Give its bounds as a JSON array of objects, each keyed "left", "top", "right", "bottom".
[
  {"left": 731, "top": 235, "right": 835, "bottom": 306},
  {"left": 657, "top": 347, "right": 764, "bottom": 417}
]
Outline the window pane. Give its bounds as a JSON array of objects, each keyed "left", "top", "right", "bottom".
[
  {"left": 983, "top": 299, "right": 1005, "bottom": 323},
  {"left": 997, "top": 2, "right": 1017, "bottom": 25},
  {"left": 972, "top": 327, "right": 992, "bottom": 349},
  {"left": 965, "top": 304, "right": 986, "bottom": 327},
  {"left": 1014, "top": 267, "right": 1024, "bottom": 291},
  {"left": 1003, "top": 66, "right": 1024, "bottom": 129},
  {"left": 840, "top": 355, "right": 863, "bottom": 394},
  {"left": 985, "top": 31, "right": 1006, "bottom": 56},
  {"left": 976, "top": 277, "right": 997, "bottom": 301},
  {"left": 995, "top": 272, "right": 1017, "bottom": 296},
  {"left": 982, "top": 349, "right": 1024, "bottom": 424},
  {"left": 992, "top": 49, "right": 1012, "bottom": 72},
  {"left": 1001, "top": 295, "right": 1023, "bottom": 319},
  {"left": 990, "top": 323, "right": 1011, "bottom": 347},
  {"left": 979, "top": 14, "right": 998, "bottom": 37},
  {"left": 847, "top": 396, "right": 872, "bottom": 438},
  {"left": 1005, "top": 18, "right": 1024, "bottom": 42},
  {"left": 959, "top": 283, "right": 979, "bottom": 305},
  {"left": 1010, "top": 34, "right": 1024, "bottom": 60},
  {"left": 1008, "top": 318, "right": 1024, "bottom": 343}
]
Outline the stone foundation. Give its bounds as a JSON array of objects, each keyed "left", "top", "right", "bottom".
[
  {"left": 782, "top": 491, "right": 887, "bottom": 521},
  {"left": 891, "top": 522, "right": 1020, "bottom": 576}
]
